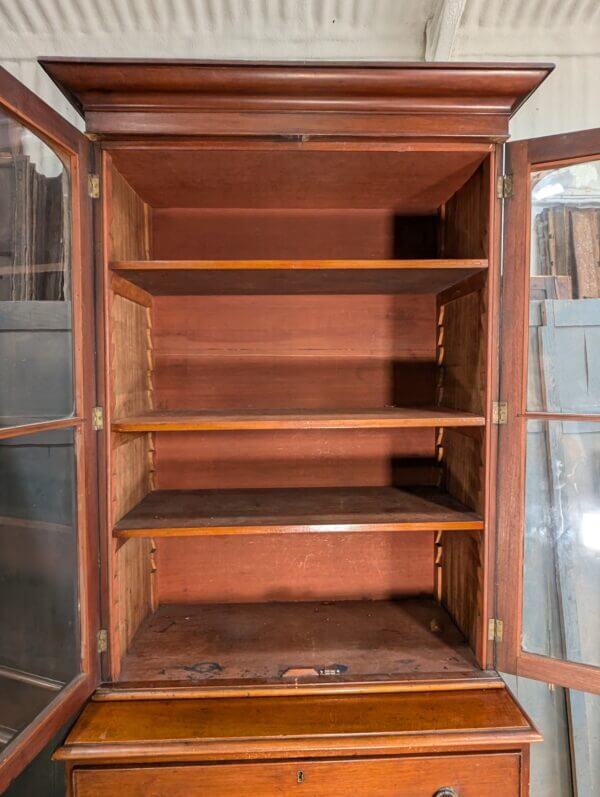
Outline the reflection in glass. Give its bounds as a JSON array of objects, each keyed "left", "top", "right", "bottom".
[
  {"left": 528, "top": 160, "right": 600, "bottom": 413},
  {"left": 502, "top": 673, "right": 599, "bottom": 796},
  {"left": 0, "top": 107, "right": 73, "bottom": 427},
  {"left": 0, "top": 429, "right": 80, "bottom": 754},
  {"left": 522, "top": 420, "right": 600, "bottom": 668}
]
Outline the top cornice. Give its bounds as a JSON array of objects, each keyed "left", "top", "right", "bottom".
[{"left": 40, "top": 58, "right": 554, "bottom": 140}]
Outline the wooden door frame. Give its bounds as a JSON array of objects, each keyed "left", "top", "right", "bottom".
[
  {"left": 0, "top": 67, "right": 99, "bottom": 792},
  {"left": 495, "top": 128, "right": 600, "bottom": 693}
]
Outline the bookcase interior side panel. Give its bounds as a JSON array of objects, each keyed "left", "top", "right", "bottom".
[
  {"left": 442, "top": 159, "right": 489, "bottom": 260},
  {"left": 111, "top": 433, "right": 155, "bottom": 674},
  {"left": 106, "top": 157, "right": 154, "bottom": 676},
  {"left": 107, "top": 158, "right": 152, "bottom": 262},
  {"left": 439, "top": 529, "right": 484, "bottom": 663},
  {"left": 110, "top": 286, "right": 155, "bottom": 673},
  {"left": 442, "top": 428, "right": 484, "bottom": 515},
  {"left": 436, "top": 157, "right": 492, "bottom": 669},
  {"left": 437, "top": 289, "right": 486, "bottom": 417},
  {"left": 437, "top": 428, "right": 485, "bottom": 663},
  {"left": 112, "top": 294, "right": 153, "bottom": 420},
  {"left": 114, "top": 534, "right": 155, "bottom": 676},
  {"left": 111, "top": 433, "right": 153, "bottom": 526}
]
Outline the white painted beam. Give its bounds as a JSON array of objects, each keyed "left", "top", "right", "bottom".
[{"left": 425, "top": 0, "right": 467, "bottom": 61}]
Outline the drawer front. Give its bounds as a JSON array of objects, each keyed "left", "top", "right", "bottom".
[{"left": 73, "top": 753, "right": 521, "bottom": 796}]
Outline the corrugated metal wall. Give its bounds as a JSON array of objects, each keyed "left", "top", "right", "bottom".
[{"left": 0, "top": 0, "right": 598, "bottom": 138}]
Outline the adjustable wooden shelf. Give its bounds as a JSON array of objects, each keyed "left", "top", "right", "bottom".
[
  {"left": 113, "top": 485, "right": 484, "bottom": 538},
  {"left": 112, "top": 406, "right": 486, "bottom": 432},
  {"left": 110, "top": 258, "right": 488, "bottom": 294}
]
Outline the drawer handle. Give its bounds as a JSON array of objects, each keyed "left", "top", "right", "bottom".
[{"left": 433, "top": 790, "right": 458, "bottom": 797}]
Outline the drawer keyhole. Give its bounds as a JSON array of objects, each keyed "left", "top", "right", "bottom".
[{"left": 297, "top": 770, "right": 304, "bottom": 784}]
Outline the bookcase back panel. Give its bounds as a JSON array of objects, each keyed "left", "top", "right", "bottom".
[
  {"left": 152, "top": 209, "right": 438, "bottom": 261},
  {"left": 154, "top": 428, "right": 436, "bottom": 490},
  {"left": 155, "top": 532, "right": 434, "bottom": 604},
  {"left": 152, "top": 294, "right": 436, "bottom": 412}
]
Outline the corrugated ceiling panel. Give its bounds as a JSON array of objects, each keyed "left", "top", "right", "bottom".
[
  {"left": 0, "top": 0, "right": 435, "bottom": 59},
  {"left": 457, "top": 0, "right": 599, "bottom": 55}
]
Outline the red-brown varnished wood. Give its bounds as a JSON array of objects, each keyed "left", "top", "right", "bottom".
[
  {"left": 151, "top": 292, "right": 436, "bottom": 412},
  {"left": 0, "top": 63, "right": 100, "bottom": 794},
  {"left": 110, "top": 148, "right": 487, "bottom": 210},
  {"left": 0, "top": 416, "right": 84, "bottom": 441},
  {"left": 496, "top": 129, "right": 600, "bottom": 694},
  {"left": 102, "top": 152, "right": 155, "bottom": 679},
  {"left": 40, "top": 59, "right": 553, "bottom": 139},
  {"left": 55, "top": 687, "right": 540, "bottom": 764},
  {"left": 71, "top": 753, "right": 523, "bottom": 797},
  {"left": 110, "top": 259, "right": 487, "bottom": 295},
  {"left": 436, "top": 158, "right": 492, "bottom": 668},
  {"left": 112, "top": 407, "right": 485, "bottom": 432},
  {"left": 526, "top": 127, "right": 600, "bottom": 165},
  {"left": 116, "top": 599, "right": 480, "bottom": 685},
  {"left": 153, "top": 428, "right": 436, "bottom": 490},
  {"left": 113, "top": 486, "right": 483, "bottom": 538},
  {"left": 152, "top": 208, "right": 439, "bottom": 261},
  {"left": 94, "top": 673, "right": 504, "bottom": 701},
  {"left": 155, "top": 532, "right": 435, "bottom": 604}
]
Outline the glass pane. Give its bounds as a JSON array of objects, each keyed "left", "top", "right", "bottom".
[
  {"left": 0, "top": 108, "right": 73, "bottom": 428},
  {"left": 502, "top": 673, "right": 600, "bottom": 797},
  {"left": 522, "top": 419, "right": 600, "bottom": 667},
  {"left": 0, "top": 428, "right": 79, "bottom": 756},
  {"left": 528, "top": 159, "right": 600, "bottom": 413}
]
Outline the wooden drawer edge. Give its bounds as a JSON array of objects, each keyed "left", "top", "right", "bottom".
[
  {"left": 70, "top": 753, "right": 525, "bottom": 797},
  {"left": 93, "top": 674, "right": 505, "bottom": 701},
  {"left": 55, "top": 728, "right": 542, "bottom": 764}
]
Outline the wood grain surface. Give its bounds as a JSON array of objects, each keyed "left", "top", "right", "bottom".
[
  {"left": 113, "top": 407, "right": 485, "bottom": 432},
  {"left": 114, "top": 485, "right": 483, "bottom": 538},
  {"left": 71, "top": 753, "right": 521, "bottom": 797},
  {"left": 110, "top": 258, "right": 487, "bottom": 295}
]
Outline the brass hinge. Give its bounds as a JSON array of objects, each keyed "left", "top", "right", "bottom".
[
  {"left": 88, "top": 173, "right": 100, "bottom": 199},
  {"left": 496, "top": 174, "right": 513, "bottom": 199},
  {"left": 97, "top": 629, "right": 108, "bottom": 654},
  {"left": 92, "top": 406, "right": 104, "bottom": 431},
  {"left": 488, "top": 618, "right": 504, "bottom": 642},
  {"left": 492, "top": 401, "right": 508, "bottom": 425}
]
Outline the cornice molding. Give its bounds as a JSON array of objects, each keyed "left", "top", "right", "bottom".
[{"left": 40, "top": 59, "right": 553, "bottom": 139}]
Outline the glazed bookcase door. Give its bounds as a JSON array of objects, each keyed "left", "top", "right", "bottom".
[
  {"left": 496, "top": 128, "right": 600, "bottom": 694},
  {"left": 0, "top": 67, "right": 98, "bottom": 790}
]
